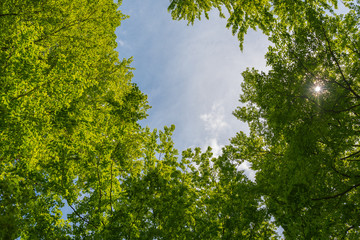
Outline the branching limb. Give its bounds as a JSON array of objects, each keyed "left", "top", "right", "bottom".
[
  {"left": 340, "top": 150, "right": 360, "bottom": 161},
  {"left": 322, "top": 26, "right": 360, "bottom": 99},
  {"left": 312, "top": 183, "right": 360, "bottom": 200},
  {"left": 67, "top": 201, "right": 100, "bottom": 229}
]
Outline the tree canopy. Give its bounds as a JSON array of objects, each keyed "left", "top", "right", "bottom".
[
  {"left": 168, "top": 0, "right": 339, "bottom": 49},
  {"left": 1, "top": 0, "right": 275, "bottom": 238},
  {"left": 169, "top": 0, "right": 360, "bottom": 238},
  {"left": 1, "top": 0, "right": 360, "bottom": 239}
]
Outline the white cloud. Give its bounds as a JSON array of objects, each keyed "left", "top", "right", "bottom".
[
  {"left": 202, "top": 137, "right": 223, "bottom": 158},
  {"left": 116, "top": 0, "right": 268, "bottom": 154},
  {"left": 236, "top": 161, "right": 256, "bottom": 182},
  {"left": 200, "top": 103, "right": 229, "bottom": 134},
  {"left": 118, "top": 39, "right": 125, "bottom": 47}
]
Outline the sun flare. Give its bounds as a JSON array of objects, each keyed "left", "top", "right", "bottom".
[{"left": 314, "top": 85, "right": 321, "bottom": 93}]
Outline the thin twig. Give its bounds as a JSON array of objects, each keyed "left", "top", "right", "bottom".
[
  {"left": 96, "top": 158, "right": 105, "bottom": 226},
  {"left": 68, "top": 202, "right": 99, "bottom": 229}
]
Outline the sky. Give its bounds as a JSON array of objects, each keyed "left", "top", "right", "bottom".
[
  {"left": 115, "top": 1, "right": 269, "bottom": 176},
  {"left": 59, "top": 0, "right": 269, "bottom": 220}
]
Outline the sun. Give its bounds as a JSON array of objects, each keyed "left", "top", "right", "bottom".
[{"left": 314, "top": 85, "right": 321, "bottom": 93}]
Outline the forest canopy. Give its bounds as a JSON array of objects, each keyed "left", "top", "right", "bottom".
[
  {"left": 1, "top": 0, "right": 360, "bottom": 239},
  {"left": 168, "top": 0, "right": 360, "bottom": 238}
]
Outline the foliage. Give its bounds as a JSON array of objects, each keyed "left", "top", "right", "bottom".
[
  {"left": 232, "top": 7, "right": 360, "bottom": 237},
  {"left": 0, "top": 0, "right": 276, "bottom": 239},
  {"left": 168, "top": 0, "right": 338, "bottom": 49},
  {"left": 169, "top": 0, "right": 360, "bottom": 238},
  {"left": 3, "top": 0, "right": 359, "bottom": 238},
  {"left": 0, "top": 0, "right": 147, "bottom": 238}
]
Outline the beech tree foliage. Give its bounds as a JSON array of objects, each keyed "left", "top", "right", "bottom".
[
  {"left": 0, "top": 0, "right": 276, "bottom": 239},
  {"left": 234, "top": 10, "right": 360, "bottom": 238},
  {"left": 168, "top": 0, "right": 338, "bottom": 49},
  {"left": 2, "top": 0, "right": 359, "bottom": 238},
  {"left": 169, "top": 0, "right": 360, "bottom": 238},
  {"left": 0, "top": 0, "right": 147, "bottom": 238}
]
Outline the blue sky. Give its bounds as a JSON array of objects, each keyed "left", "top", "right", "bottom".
[
  {"left": 60, "top": 1, "right": 269, "bottom": 218},
  {"left": 115, "top": 1, "right": 269, "bottom": 162}
]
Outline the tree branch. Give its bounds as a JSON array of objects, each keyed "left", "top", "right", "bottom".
[
  {"left": 326, "top": 102, "right": 360, "bottom": 114},
  {"left": 34, "top": 10, "right": 97, "bottom": 44},
  {"left": 11, "top": 85, "right": 40, "bottom": 101},
  {"left": 322, "top": 26, "right": 360, "bottom": 99},
  {"left": 67, "top": 201, "right": 99, "bottom": 229},
  {"left": 331, "top": 162, "right": 360, "bottom": 179},
  {"left": 312, "top": 183, "right": 360, "bottom": 201},
  {"left": 331, "top": 164, "right": 353, "bottom": 179},
  {"left": 0, "top": 11, "right": 41, "bottom": 18},
  {"left": 345, "top": 35, "right": 360, "bottom": 58},
  {"left": 340, "top": 150, "right": 360, "bottom": 161},
  {"left": 110, "top": 161, "right": 114, "bottom": 214},
  {"left": 342, "top": 225, "right": 355, "bottom": 240},
  {"left": 96, "top": 158, "right": 105, "bottom": 227},
  {"left": 0, "top": 13, "right": 19, "bottom": 17}
]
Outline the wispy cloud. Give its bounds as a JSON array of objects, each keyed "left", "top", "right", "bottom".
[
  {"left": 116, "top": 0, "right": 269, "bottom": 154},
  {"left": 199, "top": 137, "right": 224, "bottom": 158},
  {"left": 117, "top": 39, "right": 125, "bottom": 47},
  {"left": 200, "top": 103, "right": 229, "bottom": 134},
  {"left": 199, "top": 103, "right": 228, "bottom": 157}
]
